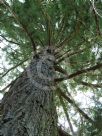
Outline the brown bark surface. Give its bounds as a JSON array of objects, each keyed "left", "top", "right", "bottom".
[{"left": 0, "top": 48, "right": 58, "bottom": 136}]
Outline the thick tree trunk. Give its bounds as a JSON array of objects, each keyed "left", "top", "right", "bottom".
[{"left": 0, "top": 48, "right": 58, "bottom": 136}]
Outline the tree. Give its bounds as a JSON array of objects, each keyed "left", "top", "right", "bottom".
[{"left": 0, "top": 0, "right": 102, "bottom": 136}]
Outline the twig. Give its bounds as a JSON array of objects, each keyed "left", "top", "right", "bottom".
[
  {"left": 1, "top": 58, "right": 28, "bottom": 79},
  {"left": 55, "top": 20, "right": 82, "bottom": 53},
  {"left": 56, "top": 48, "right": 85, "bottom": 64},
  {"left": 81, "top": 81, "right": 102, "bottom": 88},
  {"left": 0, "top": 35, "right": 20, "bottom": 45}
]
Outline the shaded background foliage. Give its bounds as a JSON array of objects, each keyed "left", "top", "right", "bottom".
[{"left": 0, "top": 0, "right": 102, "bottom": 135}]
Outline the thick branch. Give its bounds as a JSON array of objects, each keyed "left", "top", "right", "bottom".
[
  {"left": 47, "top": 19, "right": 52, "bottom": 46},
  {"left": 54, "top": 65, "right": 68, "bottom": 75},
  {"left": 0, "top": 80, "right": 15, "bottom": 94},
  {"left": 55, "top": 63, "right": 102, "bottom": 82},
  {"left": 21, "top": 24, "right": 36, "bottom": 52},
  {"left": 0, "top": 82, "right": 12, "bottom": 93},
  {"left": 58, "top": 127, "right": 72, "bottom": 136},
  {"left": 56, "top": 87, "right": 94, "bottom": 124},
  {"left": 0, "top": 72, "right": 24, "bottom": 93}
]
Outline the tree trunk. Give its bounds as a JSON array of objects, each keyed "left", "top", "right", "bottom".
[{"left": 0, "top": 47, "right": 58, "bottom": 136}]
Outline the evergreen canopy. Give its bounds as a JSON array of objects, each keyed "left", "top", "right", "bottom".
[{"left": 0, "top": 0, "right": 102, "bottom": 135}]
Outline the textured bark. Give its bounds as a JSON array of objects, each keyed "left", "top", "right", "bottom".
[{"left": 0, "top": 48, "right": 58, "bottom": 136}]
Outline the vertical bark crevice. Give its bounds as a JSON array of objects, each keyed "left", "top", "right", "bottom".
[{"left": 0, "top": 48, "right": 58, "bottom": 136}]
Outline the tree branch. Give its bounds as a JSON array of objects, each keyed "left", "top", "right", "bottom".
[
  {"left": 55, "top": 63, "right": 102, "bottom": 82},
  {"left": 55, "top": 39, "right": 85, "bottom": 59},
  {"left": 55, "top": 31, "right": 74, "bottom": 51},
  {"left": 56, "top": 48, "right": 85, "bottom": 64},
  {"left": 58, "top": 95, "right": 75, "bottom": 135},
  {"left": 55, "top": 49, "right": 71, "bottom": 59},
  {"left": 0, "top": 58, "right": 28, "bottom": 79},
  {"left": 90, "top": 0, "right": 101, "bottom": 35},
  {"left": 21, "top": 24, "right": 36, "bottom": 52},
  {"left": 93, "top": 8, "right": 101, "bottom": 36},
  {"left": 1, "top": 0, "right": 36, "bottom": 53},
  {"left": 0, "top": 35, "right": 20, "bottom": 45},
  {"left": 0, "top": 81, "right": 14, "bottom": 94},
  {"left": 56, "top": 87, "right": 94, "bottom": 124},
  {"left": 55, "top": 20, "right": 82, "bottom": 53},
  {"left": 58, "top": 126, "right": 72, "bottom": 136},
  {"left": 54, "top": 65, "right": 68, "bottom": 75},
  {"left": 81, "top": 81, "right": 102, "bottom": 88}
]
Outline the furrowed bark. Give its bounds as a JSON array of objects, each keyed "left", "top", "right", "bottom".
[{"left": 0, "top": 48, "right": 58, "bottom": 136}]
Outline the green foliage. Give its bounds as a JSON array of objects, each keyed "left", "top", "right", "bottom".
[
  {"left": 83, "top": 102, "right": 102, "bottom": 136},
  {"left": 0, "top": 0, "right": 102, "bottom": 135}
]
